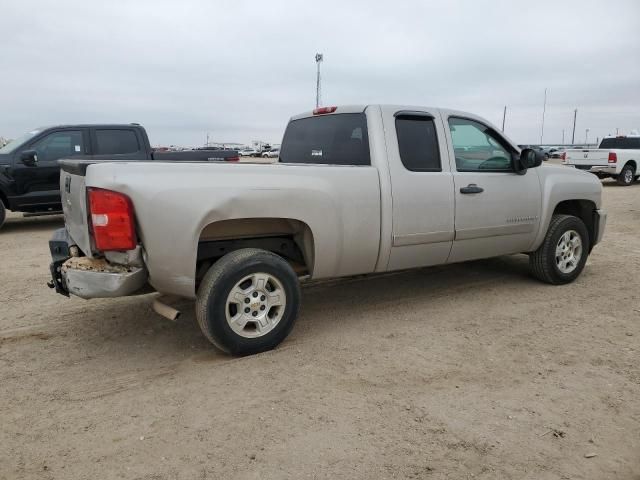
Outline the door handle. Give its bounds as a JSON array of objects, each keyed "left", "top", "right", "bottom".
[{"left": 460, "top": 184, "right": 484, "bottom": 194}]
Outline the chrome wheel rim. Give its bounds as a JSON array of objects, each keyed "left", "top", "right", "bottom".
[
  {"left": 555, "top": 230, "right": 582, "bottom": 274},
  {"left": 225, "top": 273, "right": 286, "bottom": 338},
  {"left": 624, "top": 168, "right": 633, "bottom": 183}
]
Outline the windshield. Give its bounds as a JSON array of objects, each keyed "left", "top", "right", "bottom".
[{"left": 0, "top": 129, "right": 42, "bottom": 154}]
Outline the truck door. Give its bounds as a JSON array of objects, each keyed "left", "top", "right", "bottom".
[
  {"left": 384, "top": 108, "right": 455, "bottom": 271},
  {"left": 11, "top": 129, "right": 88, "bottom": 208},
  {"left": 443, "top": 115, "right": 541, "bottom": 262}
]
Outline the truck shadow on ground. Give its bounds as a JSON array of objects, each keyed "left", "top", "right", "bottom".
[
  {"left": 1, "top": 214, "right": 64, "bottom": 233},
  {"left": 48, "top": 254, "right": 536, "bottom": 366}
]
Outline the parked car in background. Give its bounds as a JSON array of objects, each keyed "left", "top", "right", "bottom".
[
  {"left": 518, "top": 145, "right": 549, "bottom": 160},
  {"left": 262, "top": 148, "right": 280, "bottom": 158},
  {"left": 0, "top": 124, "right": 238, "bottom": 228},
  {"left": 239, "top": 148, "right": 258, "bottom": 157},
  {"left": 48, "top": 104, "right": 605, "bottom": 356},
  {"left": 549, "top": 147, "right": 567, "bottom": 158},
  {"left": 562, "top": 135, "right": 640, "bottom": 185}
]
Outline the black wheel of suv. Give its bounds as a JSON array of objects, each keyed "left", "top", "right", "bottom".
[
  {"left": 616, "top": 163, "right": 636, "bottom": 186},
  {"left": 529, "top": 214, "right": 590, "bottom": 285},
  {"left": 0, "top": 201, "right": 6, "bottom": 230},
  {"left": 195, "top": 248, "right": 301, "bottom": 356}
]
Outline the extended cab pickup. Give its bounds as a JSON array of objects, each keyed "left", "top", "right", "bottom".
[
  {"left": 48, "top": 105, "right": 607, "bottom": 355},
  {"left": 562, "top": 135, "right": 640, "bottom": 186},
  {"left": 0, "top": 124, "right": 238, "bottom": 228}
]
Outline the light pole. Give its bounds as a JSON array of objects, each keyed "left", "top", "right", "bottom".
[
  {"left": 540, "top": 88, "right": 547, "bottom": 144},
  {"left": 502, "top": 106, "right": 507, "bottom": 132},
  {"left": 562, "top": 129, "right": 565, "bottom": 145},
  {"left": 571, "top": 109, "right": 577, "bottom": 144},
  {"left": 585, "top": 128, "right": 590, "bottom": 144},
  {"left": 315, "top": 53, "right": 323, "bottom": 108}
]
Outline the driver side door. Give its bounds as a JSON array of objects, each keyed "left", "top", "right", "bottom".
[{"left": 443, "top": 115, "right": 541, "bottom": 262}]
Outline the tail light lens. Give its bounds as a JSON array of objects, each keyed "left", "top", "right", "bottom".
[
  {"left": 560, "top": 152, "right": 566, "bottom": 161},
  {"left": 226, "top": 156, "right": 240, "bottom": 162},
  {"left": 88, "top": 188, "right": 137, "bottom": 251},
  {"left": 608, "top": 152, "right": 617, "bottom": 163}
]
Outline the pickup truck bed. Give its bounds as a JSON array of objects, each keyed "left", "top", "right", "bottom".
[{"left": 48, "top": 105, "right": 607, "bottom": 355}]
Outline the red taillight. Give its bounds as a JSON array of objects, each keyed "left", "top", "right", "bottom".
[
  {"left": 313, "top": 106, "right": 337, "bottom": 115},
  {"left": 560, "top": 152, "right": 566, "bottom": 161},
  {"left": 226, "top": 156, "right": 240, "bottom": 162},
  {"left": 608, "top": 152, "right": 617, "bottom": 163},
  {"left": 87, "top": 188, "right": 137, "bottom": 251}
]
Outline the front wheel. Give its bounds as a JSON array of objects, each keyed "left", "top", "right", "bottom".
[
  {"left": 195, "top": 248, "right": 301, "bottom": 355},
  {"left": 616, "top": 163, "right": 636, "bottom": 186},
  {"left": 0, "top": 202, "right": 6, "bottom": 230},
  {"left": 529, "top": 214, "right": 590, "bottom": 285}
]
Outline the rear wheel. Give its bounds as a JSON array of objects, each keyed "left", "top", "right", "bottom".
[
  {"left": 195, "top": 248, "right": 301, "bottom": 355},
  {"left": 529, "top": 214, "right": 590, "bottom": 285},
  {"left": 616, "top": 163, "right": 636, "bottom": 186}
]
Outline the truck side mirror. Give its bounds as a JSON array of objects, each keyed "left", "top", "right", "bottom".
[
  {"left": 514, "top": 148, "right": 542, "bottom": 173},
  {"left": 20, "top": 150, "right": 38, "bottom": 167}
]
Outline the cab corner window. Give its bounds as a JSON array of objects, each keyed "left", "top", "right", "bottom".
[
  {"left": 395, "top": 115, "right": 441, "bottom": 172},
  {"left": 448, "top": 117, "right": 512, "bottom": 172},
  {"left": 95, "top": 129, "right": 140, "bottom": 155}
]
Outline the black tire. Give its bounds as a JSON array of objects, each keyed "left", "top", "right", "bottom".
[
  {"left": 616, "top": 163, "right": 636, "bottom": 186},
  {"left": 529, "top": 214, "right": 590, "bottom": 285},
  {"left": 195, "top": 248, "right": 301, "bottom": 356},
  {"left": 0, "top": 201, "right": 6, "bottom": 230}
]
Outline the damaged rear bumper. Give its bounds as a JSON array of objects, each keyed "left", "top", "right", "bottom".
[
  {"left": 62, "top": 257, "right": 148, "bottom": 299},
  {"left": 48, "top": 228, "right": 148, "bottom": 299}
]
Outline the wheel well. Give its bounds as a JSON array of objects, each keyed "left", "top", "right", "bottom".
[
  {"left": 195, "top": 218, "right": 315, "bottom": 285},
  {"left": 623, "top": 160, "right": 637, "bottom": 171},
  {"left": 0, "top": 191, "right": 8, "bottom": 209},
  {"left": 553, "top": 200, "right": 597, "bottom": 250}
]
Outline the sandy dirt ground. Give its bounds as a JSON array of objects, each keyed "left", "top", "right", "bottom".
[{"left": 1, "top": 176, "right": 639, "bottom": 480}]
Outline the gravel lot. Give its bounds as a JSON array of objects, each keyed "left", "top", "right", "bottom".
[{"left": 1, "top": 175, "right": 639, "bottom": 480}]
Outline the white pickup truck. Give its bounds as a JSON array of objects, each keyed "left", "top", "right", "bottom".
[
  {"left": 48, "top": 105, "right": 606, "bottom": 355},
  {"left": 562, "top": 135, "right": 640, "bottom": 185}
]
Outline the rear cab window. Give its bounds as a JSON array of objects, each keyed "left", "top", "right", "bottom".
[
  {"left": 599, "top": 137, "right": 640, "bottom": 149},
  {"left": 95, "top": 129, "right": 140, "bottom": 155},
  {"left": 279, "top": 113, "right": 370, "bottom": 165}
]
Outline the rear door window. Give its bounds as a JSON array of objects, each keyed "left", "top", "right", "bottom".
[
  {"left": 95, "top": 129, "right": 140, "bottom": 155},
  {"left": 279, "top": 113, "right": 370, "bottom": 165},
  {"left": 395, "top": 115, "right": 441, "bottom": 171}
]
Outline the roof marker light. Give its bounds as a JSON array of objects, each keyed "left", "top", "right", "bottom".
[{"left": 313, "top": 106, "right": 337, "bottom": 115}]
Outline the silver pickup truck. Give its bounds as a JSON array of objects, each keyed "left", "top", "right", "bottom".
[{"left": 48, "top": 105, "right": 607, "bottom": 355}]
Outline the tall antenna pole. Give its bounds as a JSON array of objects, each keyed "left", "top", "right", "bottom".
[
  {"left": 315, "top": 53, "right": 323, "bottom": 108},
  {"left": 502, "top": 106, "right": 507, "bottom": 131},
  {"left": 571, "top": 109, "right": 577, "bottom": 144},
  {"left": 540, "top": 88, "right": 547, "bottom": 144}
]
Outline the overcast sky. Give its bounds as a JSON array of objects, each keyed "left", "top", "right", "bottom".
[{"left": 1, "top": 0, "right": 639, "bottom": 147}]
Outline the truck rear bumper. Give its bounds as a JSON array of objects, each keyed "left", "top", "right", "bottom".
[
  {"left": 594, "top": 209, "right": 607, "bottom": 246},
  {"left": 588, "top": 165, "right": 616, "bottom": 175},
  {"left": 48, "top": 228, "right": 148, "bottom": 299},
  {"left": 62, "top": 258, "right": 148, "bottom": 299}
]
